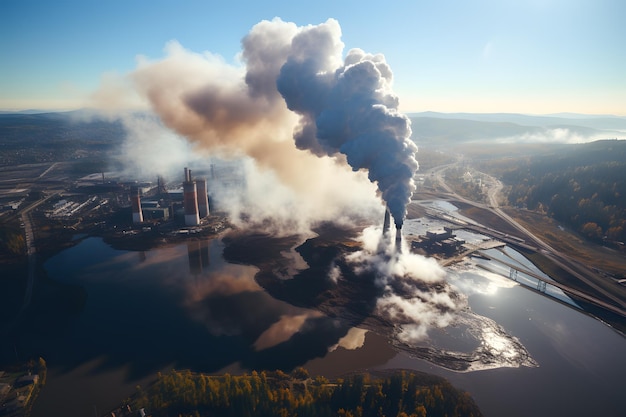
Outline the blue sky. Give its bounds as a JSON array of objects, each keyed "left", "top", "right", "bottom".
[{"left": 1, "top": 0, "right": 624, "bottom": 114}]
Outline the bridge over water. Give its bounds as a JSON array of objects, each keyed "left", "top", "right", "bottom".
[
  {"left": 473, "top": 250, "right": 626, "bottom": 319},
  {"left": 439, "top": 240, "right": 505, "bottom": 267},
  {"left": 419, "top": 204, "right": 626, "bottom": 318}
]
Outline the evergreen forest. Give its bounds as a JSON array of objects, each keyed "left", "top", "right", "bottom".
[{"left": 131, "top": 369, "right": 482, "bottom": 417}]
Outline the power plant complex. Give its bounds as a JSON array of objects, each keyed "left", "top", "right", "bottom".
[{"left": 131, "top": 167, "right": 210, "bottom": 226}]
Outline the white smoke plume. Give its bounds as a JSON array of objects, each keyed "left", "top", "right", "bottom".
[
  {"left": 344, "top": 226, "right": 465, "bottom": 343},
  {"left": 117, "top": 113, "right": 206, "bottom": 179}
]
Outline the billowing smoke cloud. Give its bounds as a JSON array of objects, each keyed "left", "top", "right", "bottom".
[
  {"left": 276, "top": 20, "right": 418, "bottom": 228},
  {"left": 92, "top": 18, "right": 416, "bottom": 233}
]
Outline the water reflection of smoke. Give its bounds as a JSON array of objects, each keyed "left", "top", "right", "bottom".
[
  {"left": 329, "top": 327, "right": 368, "bottom": 352},
  {"left": 179, "top": 242, "right": 359, "bottom": 370}
]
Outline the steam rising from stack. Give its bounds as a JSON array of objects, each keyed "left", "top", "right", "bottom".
[{"left": 276, "top": 21, "right": 418, "bottom": 229}]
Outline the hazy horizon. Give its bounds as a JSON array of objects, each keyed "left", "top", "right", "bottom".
[{"left": 2, "top": 108, "right": 626, "bottom": 119}]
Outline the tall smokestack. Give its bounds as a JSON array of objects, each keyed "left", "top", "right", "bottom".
[
  {"left": 131, "top": 185, "right": 143, "bottom": 224},
  {"left": 183, "top": 167, "right": 200, "bottom": 226},
  {"left": 196, "top": 178, "right": 210, "bottom": 218},
  {"left": 395, "top": 224, "right": 402, "bottom": 252},
  {"left": 393, "top": 213, "right": 403, "bottom": 252},
  {"left": 383, "top": 208, "right": 391, "bottom": 234},
  {"left": 157, "top": 175, "right": 167, "bottom": 197}
]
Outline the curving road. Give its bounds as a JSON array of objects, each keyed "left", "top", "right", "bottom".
[{"left": 424, "top": 164, "right": 626, "bottom": 313}]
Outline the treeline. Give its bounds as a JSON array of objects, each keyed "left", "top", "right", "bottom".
[
  {"left": 502, "top": 140, "right": 626, "bottom": 244},
  {"left": 133, "top": 369, "right": 482, "bottom": 417}
]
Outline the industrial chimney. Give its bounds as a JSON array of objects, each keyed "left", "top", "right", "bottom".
[
  {"left": 383, "top": 208, "right": 391, "bottom": 234},
  {"left": 183, "top": 167, "right": 200, "bottom": 226},
  {"left": 395, "top": 224, "right": 402, "bottom": 252},
  {"left": 131, "top": 185, "right": 143, "bottom": 224},
  {"left": 196, "top": 178, "right": 210, "bottom": 218}
]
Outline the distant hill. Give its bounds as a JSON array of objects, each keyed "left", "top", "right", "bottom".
[
  {"left": 0, "top": 109, "right": 57, "bottom": 115},
  {"left": 409, "top": 111, "right": 626, "bottom": 130},
  {"left": 409, "top": 112, "right": 626, "bottom": 145}
]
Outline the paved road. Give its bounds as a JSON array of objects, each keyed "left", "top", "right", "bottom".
[
  {"left": 424, "top": 163, "right": 626, "bottom": 312},
  {"left": 2, "top": 172, "right": 59, "bottom": 333},
  {"left": 38, "top": 161, "right": 59, "bottom": 179},
  {"left": 483, "top": 174, "right": 626, "bottom": 310},
  {"left": 1, "top": 209, "right": 37, "bottom": 334},
  {"left": 20, "top": 211, "right": 36, "bottom": 311}
]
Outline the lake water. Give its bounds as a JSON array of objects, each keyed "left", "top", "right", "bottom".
[{"left": 3, "top": 232, "right": 625, "bottom": 417}]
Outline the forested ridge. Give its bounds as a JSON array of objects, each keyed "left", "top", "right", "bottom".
[
  {"left": 131, "top": 369, "right": 482, "bottom": 417},
  {"left": 502, "top": 140, "right": 626, "bottom": 244}
]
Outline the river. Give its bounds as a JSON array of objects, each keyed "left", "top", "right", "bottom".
[{"left": 2, "top": 228, "right": 625, "bottom": 417}]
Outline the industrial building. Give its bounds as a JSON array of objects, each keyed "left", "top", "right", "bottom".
[
  {"left": 141, "top": 200, "right": 170, "bottom": 221},
  {"left": 411, "top": 226, "right": 466, "bottom": 255},
  {"left": 129, "top": 167, "right": 211, "bottom": 226}
]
